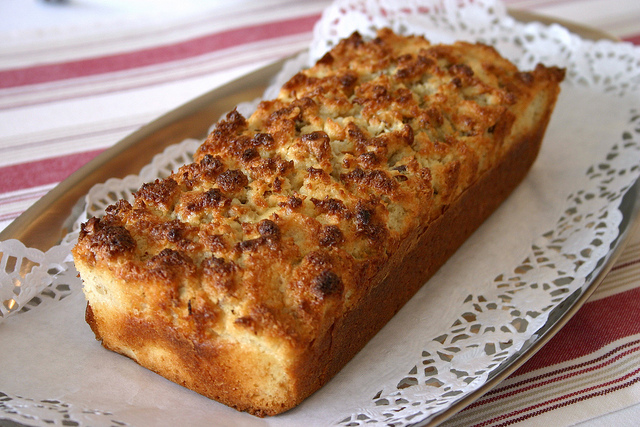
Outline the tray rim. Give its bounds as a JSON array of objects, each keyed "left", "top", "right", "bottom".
[{"left": 426, "top": 180, "right": 640, "bottom": 426}]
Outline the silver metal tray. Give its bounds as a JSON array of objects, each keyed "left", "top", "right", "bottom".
[{"left": 1, "top": 10, "right": 638, "bottom": 426}]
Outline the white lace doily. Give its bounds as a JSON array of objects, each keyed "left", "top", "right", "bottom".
[{"left": 2, "top": 1, "right": 640, "bottom": 426}]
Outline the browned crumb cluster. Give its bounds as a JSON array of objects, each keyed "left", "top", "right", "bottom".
[{"left": 73, "top": 28, "right": 564, "bottom": 416}]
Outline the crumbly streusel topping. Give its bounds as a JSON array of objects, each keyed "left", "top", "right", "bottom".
[{"left": 74, "top": 28, "right": 564, "bottom": 348}]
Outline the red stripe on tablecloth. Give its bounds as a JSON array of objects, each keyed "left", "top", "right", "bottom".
[
  {"left": 623, "top": 34, "right": 640, "bottom": 45},
  {"left": 466, "top": 341, "right": 640, "bottom": 408},
  {"left": 474, "top": 368, "right": 640, "bottom": 427},
  {"left": 0, "top": 35, "right": 307, "bottom": 111},
  {"left": 611, "top": 257, "right": 640, "bottom": 271},
  {"left": 0, "top": 14, "right": 320, "bottom": 89},
  {"left": 512, "top": 286, "right": 640, "bottom": 375},
  {"left": 0, "top": 150, "right": 103, "bottom": 193},
  {"left": 453, "top": 277, "right": 640, "bottom": 423}
]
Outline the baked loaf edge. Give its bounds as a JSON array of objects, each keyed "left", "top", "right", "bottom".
[{"left": 73, "top": 29, "right": 565, "bottom": 416}]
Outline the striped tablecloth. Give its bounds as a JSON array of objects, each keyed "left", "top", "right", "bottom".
[{"left": 2, "top": 0, "right": 640, "bottom": 425}]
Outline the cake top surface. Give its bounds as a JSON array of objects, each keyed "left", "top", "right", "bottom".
[{"left": 73, "top": 28, "right": 564, "bottom": 352}]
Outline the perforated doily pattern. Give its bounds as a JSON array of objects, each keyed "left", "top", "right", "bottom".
[
  {"left": 0, "top": 391, "right": 129, "bottom": 427},
  {"left": 2, "top": 1, "right": 640, "bottom": 426},
  {"left": 0, "top": 139, "right": 202, "bottom": 322},
  {"left": 309, "top": 0, "right": 640, "bottom": 97},
  {"left": 337, "top": 110, "right": 640, "bottom": 426},
  {"left": 0, "top": 239, "right": 74, "bottom": 319}
]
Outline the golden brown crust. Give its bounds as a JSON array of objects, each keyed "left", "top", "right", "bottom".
[{"left": 73, "top": 28, "right": 564, "bottom": 416}]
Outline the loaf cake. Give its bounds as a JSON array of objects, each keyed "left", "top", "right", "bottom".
[{"left": 72, "top": 28, "right": 565, "bottom": 416}]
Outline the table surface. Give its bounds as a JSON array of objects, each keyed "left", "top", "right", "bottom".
[{"left": 1, "top": 1, "right": 640, "bottom": 426}]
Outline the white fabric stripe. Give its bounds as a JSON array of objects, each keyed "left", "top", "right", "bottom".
[
  {"left": 590, "top": 270, "right": 640, "bottom": 301},
  {"left": 0, "top": 0, "right": 329, "bottom": 68},
  {"left": 443, "top": 336, "right": 640, "bottom": 426},
  {"left": 0, "top": 185, "right": 54, "bottom": 233},
  {"left": 612, "top": 239, "right": 640, "bottom": 265},
  {"left": 0, "top": 219, "right": 14, "bottom": 232},
  {"left": 0, "top": 184, "right": 56, "bottom": 205},
  {"left": 573, "top": 403, "right": 640, "bottom": 427},
  {"left": 497, "top": 370, "right": 640, "bottom": 426},
  {"left": 0, "top": 116, "right": 149, "bottom": 168},
  {"left": 505, "top": 0, "right": 640, "bottom": 39}
]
